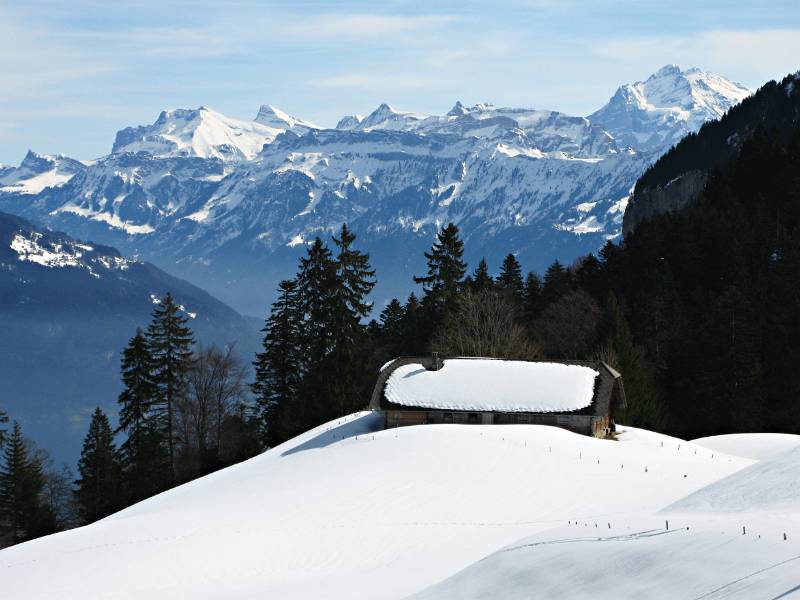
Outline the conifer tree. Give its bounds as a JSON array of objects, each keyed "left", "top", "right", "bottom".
[
  {"left": 117, "top": 329, "right": 169, "bottom": 501},
  {"left": 378, "top": 299, "right": 406, "bottom": 358},
  {"left": 379, "top": 299, "right": 405, "bottom": 340},
  {"left": 328, "top": 225, "right": 376, "bottom": 414},
  {"left": 400, "top": 293, "right": 425, "bottom": 355},
  {"left": 297, "top": 238, "right": 337, "bottom": 366},
  {"left": 523, "top": 272, "right": 543, "bottom": 323},
  {"left": 147, "top": 293, "right": 195, "bottom": 483},
  {"left": 252, "top": 279, "right": 302, "bottom": 447},
  {"left": 497, "top": 254, "right": 524, "bottom": 303},
  {"left": 413, "top": 223, "right": 466, "bottom": 335},
  {"left": 333, "top": 224, "right": 376, "bottom": 324},
  {"left": 75, "top": 408, "right": 122, "bottom": 524},
  {"left": 470, "top": 258, "right": 493, "bottom": 291},
  {"left": 0, "top": 422, "right": 53, "bottom": 544},
  {"left": 541, "top": 260, "right": 571, "bottom": 307},
  {"left": 285, "top": 238, "right": 338, "bottom": 434}
]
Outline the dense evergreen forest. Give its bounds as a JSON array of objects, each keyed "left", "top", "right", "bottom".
[{"left": 2, "top": 71, "right": 799, "bottom": 549}]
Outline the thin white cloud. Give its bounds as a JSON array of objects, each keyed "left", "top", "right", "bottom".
[
  {"left": 310, "top": 73, "right": 448, "bottom": 91},
  {"left": 285, "top": 14, "right": 462, "bottom": 38},
  {"left": 0, "top": 9, "right": 117, "bottom": 94},
  {"left": 100, "top": 26, "right": 243, "bottom": 59}
]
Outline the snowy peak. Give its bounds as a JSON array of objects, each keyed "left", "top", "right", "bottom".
[
  {"left": 633, "top": 64, "right": 750, "bottom": 115},
  {"left": 253, "top": 104, "right": 318, "bottom": 132},
  {"left": 357, "top": 103, "right": 426, "bottom": 131},
  {"left": 589, "top": 65, "right": 752, "bottom": 151},
  {"left": 0, "top": 150, "right": 85, "bottom": 195},
  {"left": 446, "top": 101, "right": 469, "bottom": 116},
  {"left": 653, "top": 63, "right": 681, "bottom": 77},
  {"left": 19, "top": 150, "right": 59, "bottom": 173},
  {"left": 112, "top": 105, "right": 313, "bottom": 161},
  {"left": 335, "top": 114, "right": 364, "bottom": 130},
  {"left": 682, "top": 67, "right": 753, "bottom": 117}
]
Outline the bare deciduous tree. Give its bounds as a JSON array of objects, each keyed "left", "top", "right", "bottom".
[
  {"left": 176, "top": 345, "right": 249, "bottom": 478},
  {"left": 432, "top": 289, "right": 540, "bottom": 359}
]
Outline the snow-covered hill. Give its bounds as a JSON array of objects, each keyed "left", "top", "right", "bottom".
[
  {"left": 0, "top": 66, "right": 750, "bottom": 314},
  {"left": 2, "top": 415, "right": 797, "bottom": 599}
]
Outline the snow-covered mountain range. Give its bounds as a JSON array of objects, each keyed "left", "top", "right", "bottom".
[{"left": 0, "top": 66, "right": 751, "bottom": 315}]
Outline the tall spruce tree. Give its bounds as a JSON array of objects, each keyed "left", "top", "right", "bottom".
[
  {"left": 379, "top": 299, "right": 405, "bottom": 340},
  {"left": 333, "top": 224, "right": 376, "bottom": 323},
  {"left": 117, "top": 329, "right": 169, "bottom": 502},
  {"left": 378, "top": 299, "right": 406, "bottom": 359},
  {"left": 285, "top": 238, "right": 338, "bottom": 434},
  {"left": 497, "top": 254, "right": 524, "bottom": 303},
  {"left": 413, "top": 223, "right": 467, "bottom": 336},
  {"left": 75, "top": 408, "right": 122, "bottom": 524},
  {"left": 147, "top": 293, "right": 194, "bottom": 483},
  {"left": 400, "top": 293, "right": 426, "bottom": 355},
  {"left": 328, "top": 224, "right": 376, "bottom": 415},
  {"left": 0, "top": 422, "right": 53, "bottom": 545},
  {"left": 252, "top": 279, "right": 303, "bottom": 447}
]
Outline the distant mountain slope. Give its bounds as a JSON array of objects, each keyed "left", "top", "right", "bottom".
[
  {"left": 0, "top": 210, "right": 259, "bottom": 463},
  {"left": 0, "top": 66, "right": 750, "bottom": 314},
  {"left": 624, "top": 71, "right": 800, "bottom": 233}
]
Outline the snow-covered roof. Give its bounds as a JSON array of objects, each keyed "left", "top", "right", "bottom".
[{"left": 384, "top": 359, "right": 599, "bottom": 413}]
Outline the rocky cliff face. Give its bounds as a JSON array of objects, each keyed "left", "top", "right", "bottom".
[{"left": 622, "top": 170, "right": 708, "bottom": 235}]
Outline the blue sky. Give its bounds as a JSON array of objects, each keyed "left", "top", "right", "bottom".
[{"left": 1, "top": 0, "right": 799, "bottom": 164}]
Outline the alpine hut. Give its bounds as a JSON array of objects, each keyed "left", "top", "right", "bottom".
[{"left": 369, "top": 356, "right": 626, "bottom": 438}]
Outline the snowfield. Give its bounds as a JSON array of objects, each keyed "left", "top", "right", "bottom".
[{"left": 1, "top": 415, "right": 798, "bottom": 599}]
